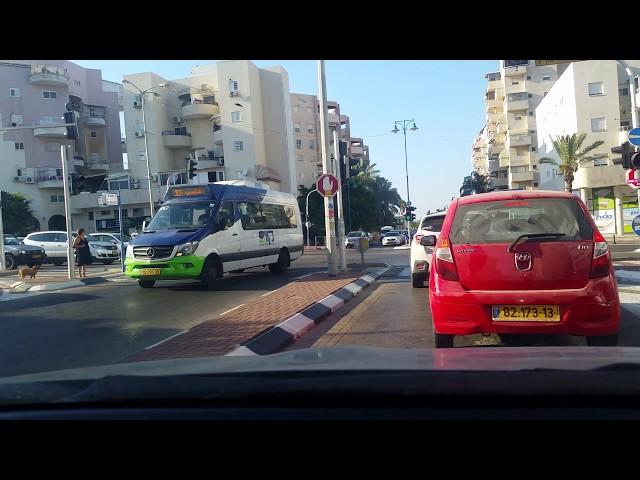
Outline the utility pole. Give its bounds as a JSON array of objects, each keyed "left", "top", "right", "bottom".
[
  {"left": 392, "top": 119, "right": 418, "bottom": 238},
  {"left": 0, "top": 190, "right": 5, "bottom": 270},
  {"left": 317, "top": 60, "right": 337, "bottom": 276},
  {"left": 333, "top": 128, "right": 347, "bottom": 272}
]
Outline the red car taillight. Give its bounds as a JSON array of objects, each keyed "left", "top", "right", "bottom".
[
  {"left": 590, "top": 230, "right": 610, "bottom": 278},
  {"left": 434, "top": 237, "right": 459, "bottom": 281}
]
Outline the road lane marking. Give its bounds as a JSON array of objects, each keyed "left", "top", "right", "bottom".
[
  {"left": 261, "top": 290, "right": 276, "bottom": 297},
  {"left": 145, "top": 330, "right": 188, "bottom": 350},
  {"left": 219, "top": 304, "right": 245, "bottom": 316}
]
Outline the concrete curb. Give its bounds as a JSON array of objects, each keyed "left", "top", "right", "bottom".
[
  {"left": 226, "top": 267, "right": 390, "bottom": 356},
  {"left": 1, "top": 272, "right": 125, "bottom": 293}
]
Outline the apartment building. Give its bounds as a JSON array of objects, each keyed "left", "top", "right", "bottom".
[
  {"left": 68, "top": 61, "right": 297, "bottom": 234},
  {"left": 290, "top": 93, "right": 368, "bottom": 189},
  {"left": 0, "top": 60, "right": 123, "bottom": 233},
  {"left": 536, "top": 60, "right": 636, "bottom": 234},
  {"left": 479, "top": 60, "right": 569, "bottom": 190}
]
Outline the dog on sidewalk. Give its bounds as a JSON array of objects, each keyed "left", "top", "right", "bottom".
[{"left": 17, "top": 264, "right": 41, "bottom": 279}]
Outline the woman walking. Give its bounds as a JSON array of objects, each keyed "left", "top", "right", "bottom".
[{"left": 73, "top": 228, "right": 91, "bottom": 278}]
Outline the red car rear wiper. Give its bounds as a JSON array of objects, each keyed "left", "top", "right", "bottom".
[{"left": 508, "top": 233, "right": 566, "bottom": 252}]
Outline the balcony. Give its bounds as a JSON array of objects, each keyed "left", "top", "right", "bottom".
[
  {"left": 86, "top": 155, "right": 110, "bottom": 171},
  {"left": 351, "top": 145, "right": 364, "bottom": 156},
  {"left": 486, "top": 72, "right": 502, "bottom": 92},
  {"left": 328, "top": 113, "right": 340, "bottom": 125},
  {"left": 29, "top": 64, "right": 69, "bottom": 87},
  {"left": 85, "top": 116, "right": 106, "bottom": 128},
  {"left": 509, "top": 153, "right": 530, "bottom": 167},
  {"left": 33, "top": 121, "right": 67, "bottom": 138},
  {"left": 505, "top": 80, "right": 526, "bottom": 95},
  {"left": 492, "top": 174, "right": 509, "bottom": 188},
  {"left": 574, "top": 164, "right": 626, "bottom": 190},
  {"left": 499, "top": 151, "right": 510, "bottom": 168},
  {"left": 508, "top": 134, "right": 532, "bottom": 148},
  {"left": 36, "top": 169, "right": 64, "bottom": 188},
  {"left": 510, "top": 170, "right": 535, "bottom": 183},
  {"left": 503, "top": 62, "right": 528, "bottom": 77},
  {"left": 182, "top": 101, "right": 219, "bottom": 120},
  {"left": 162, "top": 130, "right": 192, "bottom": 149},
  {"left": 486, "top": 95, "right": 501, "bottom": 110},
  {"left": 487, "top": 111, "right": 502, "bottom": 124},
  {"left": 506, "top": 98, "right": 529, "bottom": 111}
]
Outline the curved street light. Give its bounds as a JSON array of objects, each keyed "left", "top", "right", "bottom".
[
  {"left": 392, "top": 119, "right": 418, "bottom": 231},
  {"left": 122, "top": 79, "right": 166, "bottom": 217}
]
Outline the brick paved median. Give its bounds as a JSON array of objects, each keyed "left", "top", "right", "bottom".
[{"left": 126, "top": 271, "right": 362, "bottom": 362}]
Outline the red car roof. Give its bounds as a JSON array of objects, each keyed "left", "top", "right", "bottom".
[{"left": 455, "top": 190, "right": 579, "bottom": 206}]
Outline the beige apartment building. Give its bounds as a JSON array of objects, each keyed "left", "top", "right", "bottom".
[
  {"left": 290, "top": 93, "right": 369, "bottom": 189},
  {"left": 69, "top": 60, "right": 297, "bottom": 234},
  {"left": 536, "top": 60, "right": 636, "bottom": 234},
  {"left": 478, "top": 60, "right": 570, "bottom": 190}
]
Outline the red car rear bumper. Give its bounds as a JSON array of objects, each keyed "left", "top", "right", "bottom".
[{"left": 429, "top": 273, "right": 620, "bottom": 336}]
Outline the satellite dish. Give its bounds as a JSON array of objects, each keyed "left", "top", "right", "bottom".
[{"left": 240, "top": 168, "right": 248, "bottom": 176}]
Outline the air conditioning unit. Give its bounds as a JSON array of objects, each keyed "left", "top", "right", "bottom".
[
  {"left": 133, "top": 101, "right": 142, "bottom": 109},
  {"left": 134, "top": 130, "right": 144, "bottom": 138},
  {"left": 13, "top": 176, "right": 20, "bottom": 182},
  {"left": 229, "top": 90, "right": 239, "bottom": 97},
  {"left": 217, "top": 157, "right": 225, "bottom": 166},
  {"left": 24, "top": 177, "right": 34, "bottom": 184}
]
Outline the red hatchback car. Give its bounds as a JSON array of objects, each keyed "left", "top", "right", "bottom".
[{"left": 422, "top": 190, "right": 620, "bottom": 348}]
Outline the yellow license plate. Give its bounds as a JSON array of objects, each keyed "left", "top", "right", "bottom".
[
  {"left": 141, "top": 268, "right": 161, "bottom": 276},
  {"left": 492, "top": 305, "right": 560, "bottom": 322}
]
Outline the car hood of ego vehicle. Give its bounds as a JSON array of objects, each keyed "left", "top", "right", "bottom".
[{"left": 0, "top": 346, "right": 639, "bottom": 405}]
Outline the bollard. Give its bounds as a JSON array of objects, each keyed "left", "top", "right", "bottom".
[{"left": 359, "top": 237, "right": 365, "bottom": 265}]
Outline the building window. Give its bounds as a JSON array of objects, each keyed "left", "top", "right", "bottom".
[
  {"left": 229, "top": 79, "right": 239, "bottom": 92},
  {"left": 594, "top": 157, "right": 608, "bottom": 167},
  {"left": 218, "top": 171, "right": 224, "bottom": 181},
  {"left": 88, "top": 212, "right": 94, "bottom": 221},
  {"left": 74, "top": 80, "right": 81, "bottom": 87},
  {"left": 533, "top": 182, "right": 539, "bottom": 187},
  {"left": 122, "top": 209, "right": 129, "bottom": 218},
  {"left": 308, "top": 125, "right": 314, "bottom": 133},
  {"left": 231, "top": 111, "right": 242, "bottom": 123},
  {"left": 529, "top": 111, "right": 534, "bottom": 116},
  {"left": 42, "top": 90, "right": 57, "bottom": 99},
  {"left": 234, "top": 141, "right": 243, "bottom": 152},
  {"left": 101, "top": 210, "right": 111, "bottom": 216},
  {"left": 294, "top": 123, "right": 301, "bottom": 132},
  {"left": 90, "top": 131, "right": 97, "bottom": 138},
  {"left": 297, "top": 154, "right": 303, "bottom": 162},
  {"left": 512, "top": 81, "right": 519, "bottom": 85},
  {"left": 50, "top": 195, "right": 64, "bottom": 203},
  {"left": 621, "top": 121, "right": 631, "bottom": 127},
  {"left": 14, "top": 142, "right": 24, "bottom": 150},
  {"left": 527, "top": 93, "right": 532, "bottom": 98},
  {"left": 531, "top": 147, "right": 537, "bottom": 152},
  {"left": 133, "top": 208, "right": 144, "bottom": 217},
  {"left": 532, "top": 164, "right": 538, "bottom": 169},
  {"left": 296, "top": 139, "right": 303, "bottom": 149},
  {"left": 46, "top": 142, "right": 61, "bottom": 152},
  {"left": 208, "top": 172, "right": 217, "bottom": 183},
  {"left": 526, "top": 75, "right": 531, "bottom": 80},
  {"left": 588, "top": 82, "right": 604, "bottom": 96},
  {"left": 11, "top": 114, "right": 23, "bottom": 126},
  {"left": 620, "top": 87, "right": 630, "bottom": 96},
  {"left": 89, "top": 107, "right": 96, "bottom": 117},
  {"left": 514, "top": 115, "right": 522, "bottom": 120},
  {"left": 138, "top": 151, "right": 146, "bottom": 162},
  {"left": 591, "top": 117, "right": 606, "bottom": 132},
  {"left": 9, "top": 87, "right": 21, "bottom": 97},
  {"left": 309, "top": 140, "right": 315, "bottom": 149},
  {"left": 542, "top": 74, "right": 551, "bottom": 81}
]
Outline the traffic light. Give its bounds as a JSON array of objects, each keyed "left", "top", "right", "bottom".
[
  {"left": 632, "top": 152, "right": 640, "bottom": 170},
  {"left": 611, "top": 142, "right": 632, "bottom": 169},
  {"left": 188, "top": 159, "right": 198, "bottom": 179},
  {"left": 411, "top": 213, "right": 416, "bottom": 222},
  {"left": 63, "top": 111, "right": 78, "bottom": 140}
]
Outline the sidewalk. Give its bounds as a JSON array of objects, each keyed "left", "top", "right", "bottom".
[
  {"left": 0, "top": 266, "right": 123, "bottom": 293},
  {"left": 126, "top": 267, "right": 385, "bottom": 362}
]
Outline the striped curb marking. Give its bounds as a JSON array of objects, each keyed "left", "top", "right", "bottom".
[{"left": 226, "top": 267, "right": 389, "bottom": 356}]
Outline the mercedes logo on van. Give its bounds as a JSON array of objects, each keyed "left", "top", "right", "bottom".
[
  {"left": 514, "top": 252, "right": 532, "bottom": 272},
  {"left": 146, "top": 248, "right": 155, "bottom": 258}
]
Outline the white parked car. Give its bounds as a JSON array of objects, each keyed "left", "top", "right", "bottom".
[
  {"left": 409, "top": 212, "right": 446, "bottom": 288},
  {"left": 23, "top": 231, "right": 119, "bottom": 266},
  {"left": 87, "top": 232, "right": 130, "bottom": 252},
  {"left": 345, "top": 231, "right": 371, "bottom": 248},
  {"left": 381, "top": 230, "right": 405, "bottom": 246}
]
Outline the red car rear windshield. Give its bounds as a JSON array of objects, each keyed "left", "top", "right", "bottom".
[{"left": 449, "top": 198, "right": 593, "bottom": 245}]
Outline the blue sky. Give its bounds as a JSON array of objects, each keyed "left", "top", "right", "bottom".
[{"left": 74, "top": 60, "right": 498, "bottom": 214}]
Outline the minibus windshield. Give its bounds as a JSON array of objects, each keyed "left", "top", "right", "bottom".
[{"left": 146, "top": 201, "right": 217, "bottom": 231}]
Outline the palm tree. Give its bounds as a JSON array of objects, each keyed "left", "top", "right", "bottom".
[
  {"left": 358, "top": 159, "right": 380, "bottom": 179},
  {"left": 538, "top": 133, "right": 605, "bottom": 192}
]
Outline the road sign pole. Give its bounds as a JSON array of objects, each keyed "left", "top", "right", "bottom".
[
  {"left": 61, "top": 145, "right": 75, "bottom": 280},
  {"left": 118, "top": 194, "right": 125, "bottom": 273},
  {"left": 333, "top": 128, "right": 347, "bottom": 272},
  {"left": 317, "top": 60, "right": 337, "bottom": 276}
]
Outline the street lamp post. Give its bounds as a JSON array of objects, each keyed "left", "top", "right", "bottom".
[
  {"left": 392, "top": 119, "right": 418, "bottom": 235},
  {"left": 122, "top": 79, "right": 166, "bottom": 218}
]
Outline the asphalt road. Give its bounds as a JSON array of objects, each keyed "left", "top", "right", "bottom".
[{"left": 0, "top": 248, "right": 407, "bottom": 377}]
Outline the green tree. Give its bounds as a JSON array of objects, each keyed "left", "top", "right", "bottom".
[
  {"left": 358, "top": 159, "right": 380, "bottom": 180},
  {"left": 1, "top": 191, "right": 38, "bottom": 236},
  {"left": 538, "top": 133, "right": 605, "bottom": 192}
]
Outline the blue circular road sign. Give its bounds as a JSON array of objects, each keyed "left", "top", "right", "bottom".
[
  {"left": 628, "top": 128, "right": 640, "bottom": 147},
  {"left": 632, "top": 215, "right": 640, "bottom": 236}
]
